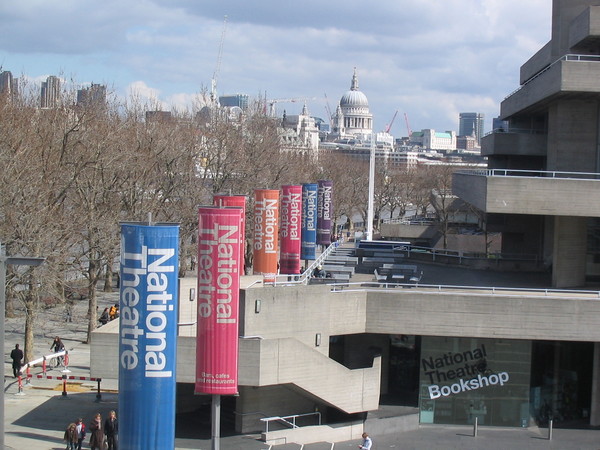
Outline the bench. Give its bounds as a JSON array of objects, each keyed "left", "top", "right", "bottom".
[
  {"left": 363, "top": 256, "right": 396, "bottom": 264},
  {"left": 323, "top": 265, "right": 355, "bottom": 275}
]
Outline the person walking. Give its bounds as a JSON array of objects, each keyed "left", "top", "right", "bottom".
[
  {"left": 9, "top": 344, "right": 23, "bottom": 378},
  {"left": 64, "top": 422, "right": 78, "bottom": 450},
  {"left": 75, "top": 418, "right": 86, "bottom": 450},
  {"left": 89, "top": 413, "right": 104, "bottom": 450},
  {"left": 358, "top": 432, "right": 373, "bottom": 450},
  {"left": 50, "top": 336, "right": 65, "bottom": 367},
  {"left": 104, "top": 410, "right": 118, "bottom": 450}
]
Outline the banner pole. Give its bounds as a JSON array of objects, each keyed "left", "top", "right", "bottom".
[{"left": 212, "top": 394, "right": 221, "bottom": 450}]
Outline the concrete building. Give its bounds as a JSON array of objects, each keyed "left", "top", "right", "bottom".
[
  {"left": 90, "top": 1, "right": 600, "bottom": 445},
  {"left": 280, "top": 103, "right": 320, "bottom": 155},
  {"left": 454, "top": 0, "right": 600, "bottom": 289},
  {"left": 410, "top": 129, "right": 457, "bottom": 151}
]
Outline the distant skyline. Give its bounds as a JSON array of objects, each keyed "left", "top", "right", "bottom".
[{"left": 0, "top": 0, "right": 551, "bottom": 134}]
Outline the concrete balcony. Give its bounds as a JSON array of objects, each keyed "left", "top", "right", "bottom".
[
  {"left": 502, "top": 56, "right": 600, "bottom": 119},
  {"left": 453, "top": 169, "right": 600, "bottom": 217},
  {"left": 481, "top": 130, "right": 546, "bottom": 157}
]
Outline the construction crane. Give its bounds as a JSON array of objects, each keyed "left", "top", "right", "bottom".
[
  {"left": 210, "top": 15, "right": 228, "bottom": 107},
  {"left": 267, "top": 97, "right": 315, "bottom": 117},
  {"left": 384, "top": 110, "right": 399, "bottom": 133},
  {"left": 324, "top": 93, "right": 334, "bottom": 128},
  {"left": 404, "top": 112, "right": 413, "bottom": 138}
]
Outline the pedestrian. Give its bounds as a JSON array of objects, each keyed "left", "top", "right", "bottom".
[
  {"left": 109, "top": 304, "right": 119, "bottom": 321},
  {"left": 64, "top": 422, "right": 78, "bottom": 450},
  {"left": 104, "top": 410, "right": 118, "bottom": 450},
  {"left": 9, "top": 343, "right": 23, "bottom": 378},
  {"left": 358, "top": 432, "right": 372, "bottom": 450},
  {"left": 89, "top": 413, "right": 104, "bottom": 450},
  {"left": 99, "top": 308, "right": 109, "bottom": 326},
  {"left": 50, "top": 336, "right": 65, "bottom": 367},
  {"left": 75, "top": 417, "right": 86, "bottom": 450}
]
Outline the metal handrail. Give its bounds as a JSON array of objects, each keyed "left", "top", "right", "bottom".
[
  {"left": 260, "top": 411, "right": 322, "bottom": 434},
  {"left": 329, "top": 281, "right": 600, "bottom": 299},
  {"left": 455, "top": 168, "right": 600, "bottom": 180},
  {"left": 264, "top": 242, "right": 340, "bottom": 286},
  {"left": 505, "top": 53, "right": 600, "bottom": 99}
]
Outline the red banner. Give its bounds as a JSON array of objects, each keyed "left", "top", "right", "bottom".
[
  {"left": 253, "top": 189, "right": 279, "bottom": 281},
  {"left": 279, "top": 185, "right": 302, "bottom": 274},
  {"left": 195, "top": 206, "right": 242, "bottom": 395},
  {"left": 213, "top": 195, "right": 247, "bottom": 274}
]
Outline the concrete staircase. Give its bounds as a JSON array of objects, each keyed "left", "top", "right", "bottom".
[{"left": 239, "top": 337, "right": 381, "bottom": 413}]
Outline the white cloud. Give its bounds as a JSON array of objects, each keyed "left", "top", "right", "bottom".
[{"left": 0, "top": 0, "right": 554, "bottom": 132}]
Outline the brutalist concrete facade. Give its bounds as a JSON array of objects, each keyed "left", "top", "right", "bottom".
[{"left": 454, "top": 0, "right": 600, "bottom": 289}]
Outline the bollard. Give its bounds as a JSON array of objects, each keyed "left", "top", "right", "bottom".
[
  {"left": 42, "top": 356, "right": 47, "bottom": 376},
  {"left": 16, "top": 373, "right": 25, "bottom": 396},
  {"left": 62, "top": 374, "right": 67, "bottom": 397},
  {"left": 548, "top": 419, "right": 553, "bottom": 440},
  {"left": 62, "top": 351, "right": 71, "bottom": 373},
  {"left": 95, "top": 378, "right": 102, "bottom": 402},
  {"left": 473, "top": 416, "right": 478, "bottom": 437},
  {"left": 24, "top": 365, "right": 32, "bottom": 386}
]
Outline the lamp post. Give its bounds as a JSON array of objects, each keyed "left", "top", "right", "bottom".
[
  {"left": 366, "top": 133, "right": 376, "bottom": 241},
  {"left": 0, "top": 243, "right": 45, "bottom": 450}
]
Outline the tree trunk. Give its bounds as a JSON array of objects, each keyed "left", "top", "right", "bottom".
[
  {"left": 5, "top": 267, "right": 15, "bottom": 318},
  {"left": 103, "top": 264, "right": 113, "bottom": 293},
  {"left": 24, "top": 296, "right": 36, "bottom": 363},
  {"left": 86, "top": 259, "right": 100, "bottom": 344}
]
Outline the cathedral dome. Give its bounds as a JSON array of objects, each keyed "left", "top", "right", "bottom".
[
  {"left": 340, "top": 89, "right": 369, "bottom": 107},
  {"left": 339, "top": 68, "right": 369, "bottom": 107}
]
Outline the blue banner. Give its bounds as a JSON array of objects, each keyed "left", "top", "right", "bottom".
[
  {"left": 119, "top": 223, "right": 179, "bottom": 450},
  {"left": 301, "top": 183, "right": 318, "bottom": 260}
]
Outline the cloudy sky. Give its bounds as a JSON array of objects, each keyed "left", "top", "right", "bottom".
[{"left": 0, "top": 0, "right": 552, "bottom": 134}]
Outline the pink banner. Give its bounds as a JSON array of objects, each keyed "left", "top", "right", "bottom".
[
  {"left": 279, "top": 185, "right": 302, "bottom": 274},
  {"left": 195, "top": 206, "right": 242, "bottom": 395},
  {"left": 213, "top": 195, "right": 247, "bottom": 274}
]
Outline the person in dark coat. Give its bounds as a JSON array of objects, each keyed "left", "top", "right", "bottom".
[
  {"left": 9, "top": 344, "right": 23, "bottom": 378},
  {"left": 104, "top": 410, "right": 118, "bottom": 450},
  {"left": 99, "top": 308, "right": 109, "bottom": 326},
  {"left": 89, "top": 413, "right": 104, "bottom": 450}
]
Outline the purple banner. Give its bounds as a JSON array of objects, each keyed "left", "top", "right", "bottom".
[{"left": 317, "top": 180, "right": 333, "bottom": 246}]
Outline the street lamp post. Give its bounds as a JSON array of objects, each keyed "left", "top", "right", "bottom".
[
  {"left": 366, "top": 133, "right": 376, "bottom": 241},
  {"left": 0, "top": 243, "right": 45, "bottom": 450}
]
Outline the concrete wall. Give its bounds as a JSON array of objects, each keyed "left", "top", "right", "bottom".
[
  {"left": 481, "top": 131, "right": 547, "bottom": 157},
  {"left": 362, "top": 289, "right": 600, "bottom": 341},
  {"left": 454, "top": 173, "right": 600, "bottom": 218},
  {"left": 521, "top": 41, "right": 552, "bottom": 84},
  {"left": 552, "top": 216, "right": 588, "bottom": 288},
  {"left": 547, "top": 99, "right": 599, "bottom": 172},
  {"left": 591, "top": 342, "right": 600, "bottom": 426}
]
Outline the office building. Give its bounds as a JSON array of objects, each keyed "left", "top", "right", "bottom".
[
  {"left": 77, "top": 83, "right": 107, "bottom": 108},
  {"left": 219, "top": 94, "right": 249, "bottom": 111},
  {"left": 0, "top": 71, "right": 19, "bottom": 101},
  {"left": 40, "top": 75, "right": 61, "bottom": 108},
  {"left": 458, "top": 112, "right": 484, "bottom": 145}
]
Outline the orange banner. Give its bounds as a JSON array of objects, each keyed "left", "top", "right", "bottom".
[{"left": 253, "top": 189, "right": 279, "bottom": 281}]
